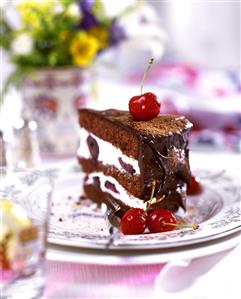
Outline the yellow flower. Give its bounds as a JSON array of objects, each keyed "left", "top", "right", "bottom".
[
  {"left": 70, "top": 32, "right": 99, "bottom": 67},
  {"left": 17, "top": 1, "right": 53, "bottom": 30},
  {"left": 88, "top": 26, "right": 109, "bottom": 50}
]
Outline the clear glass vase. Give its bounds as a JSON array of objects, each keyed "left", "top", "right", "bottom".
[{"left": 21, "top": 67, "right": 90, "bottom": 158}]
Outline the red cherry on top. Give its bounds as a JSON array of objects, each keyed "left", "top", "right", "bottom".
[
  {"left": 187, "top": 175, "right": 202, "bottom": 195},
  {"left": 147, "top": 209, "right": 177, "bottom": 233},
  {"left": 129, "top": 92, "right": 161, "bottom": 121},
  {"left": 120, "top": 208, "right": 147, "bottom": 235}
]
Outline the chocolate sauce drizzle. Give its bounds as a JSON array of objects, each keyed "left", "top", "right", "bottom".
[{"left": 138, "top": 132, "right": 191, "bottom": 212}]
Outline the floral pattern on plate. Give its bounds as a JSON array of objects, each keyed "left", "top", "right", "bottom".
[{"left": 47, "top": 168, "right": 241, "bottom": 250}]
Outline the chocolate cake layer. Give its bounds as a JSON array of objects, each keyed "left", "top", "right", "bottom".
[
  {"left": 78, "top": 109, "right": 139, "bottom": 158},
  {"left": 78, "top": 109, "right": 192, "bottom": 208},
  {"left": 78, "top": 109, "right": 191, "bottom": 159},
  {"left": 78, "top": 157, "right": 141, "bottom": 197}
]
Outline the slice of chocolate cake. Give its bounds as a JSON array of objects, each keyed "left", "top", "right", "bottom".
[{"left": 78, "top": 109, "right": 192, "bottom": 217}]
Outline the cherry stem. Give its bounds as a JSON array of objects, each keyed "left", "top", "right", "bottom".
[
  {"left": 140, "top": 58, "right": 154, "bottom": 95},
  {"left": 162, "top": 221, "right": 199, "bottom": 230},
  {"left": 150, "top": 180, "right": 156, "bottom": 203},
  {"left": 146, "top": 180, "right": 156, "bottom": 211}
]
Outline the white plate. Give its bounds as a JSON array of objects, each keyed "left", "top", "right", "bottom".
[
  {"left": 47, "top": 230, "right": 241, "bottom": 265},
  {"left": 48, "top": 168, "right": 241, "bottom": 250}
]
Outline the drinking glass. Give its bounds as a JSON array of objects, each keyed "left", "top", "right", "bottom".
[{"left": 0, "top": 167, "right": 53, "bottom": 299}]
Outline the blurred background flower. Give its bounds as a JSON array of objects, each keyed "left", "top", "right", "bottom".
[
  {"left": 70, "top": 31, "right": 99, "bottom": 66},
  {"left": 0, "top": 0, "right": 166, "bottom": 99},
  {"left": 0, "top": 0, "right": 166, "bottom": 158},
  {"left": 11, "top": 33, "right": 33, "bottom": 55}
]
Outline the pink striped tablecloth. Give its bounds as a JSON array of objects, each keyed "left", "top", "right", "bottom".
[
  {"left": 42, "top": 243, "right": 241, "bottom": 299},
  {"left": 43, "top": 261, "right": 165, "bottom": 299}
]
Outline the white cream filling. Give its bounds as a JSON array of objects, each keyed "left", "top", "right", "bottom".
[
  {"left": 77, "top": 128, "right": 140, "bottom": 174},
  {"left": 86, "top": 172, "right": 146, "bottom": 210}
]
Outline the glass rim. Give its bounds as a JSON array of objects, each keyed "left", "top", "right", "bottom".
[
  {"left": 0, "top": 166, "right": 54, "bottom": 184},
  {"left": 0, "top": 166, "right": 52, "bottom": 174}
]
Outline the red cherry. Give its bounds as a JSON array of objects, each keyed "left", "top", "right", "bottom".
[
  {"left": 120, "top": 208, "right": 147, "bottom": 235},
  {"left": 187, "top": 175, "right": 202, "bottom": 195},
  {"left": 147, "top": 209, "right": 177, "bottom": 233},
  {"left": 129, "top": 92, "right": 160, "bottom": 121}
]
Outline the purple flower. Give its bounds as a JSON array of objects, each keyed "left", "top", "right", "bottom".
[
  {"left": 80, "top": 13, "right": 98, "bottom": 29},
  {"left": 109, "top": 19, "right": 127, "bottom": 46},
  {"left": 79, "top": 0, "right": 95, "bottom": 13},
  {"left": 77, "top": 0, "right": 98, "bottom": 29},
  {"left": 76, "top": 1, "right": 127, "bottom": 47}
]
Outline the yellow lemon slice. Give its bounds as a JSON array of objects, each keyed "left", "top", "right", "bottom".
[{"left": 1, "top": 198, "right": 31, "bottom": 229}]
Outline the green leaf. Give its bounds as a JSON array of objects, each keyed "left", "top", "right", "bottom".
[
  {"left": 0, "top": 66, "right": 34, "bottom": 106},
  {"left": 0, "top": 15, "right": 14, "bottom": 50},
  {"left": 118, "top": 2, "right": 143, "bottom": 19},
  {"left": 92, "top": 0, "right": 108, "bottom": 23},
  {"left": 60, "top": 0, "right": 76, "bottom": 7}
]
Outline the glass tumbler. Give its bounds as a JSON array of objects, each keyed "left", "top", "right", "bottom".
[{"left": 0, "top": 167, "right": 53, "bottom": 299}]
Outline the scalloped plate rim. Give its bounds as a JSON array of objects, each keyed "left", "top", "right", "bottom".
[{"left": 47, "top": 168, "right": 241, "bottom": 250}]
